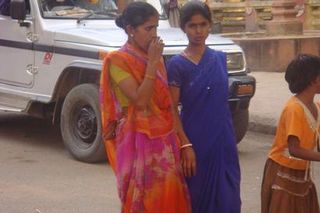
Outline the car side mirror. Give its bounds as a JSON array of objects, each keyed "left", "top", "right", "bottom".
[{"left": 10, "top": 0, "right": 26, "bottom": 20}]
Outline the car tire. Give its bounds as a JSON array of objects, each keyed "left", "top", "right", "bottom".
[
  {"left": 232, "top": 109, "right": 249, "bottom": 144},
  {"left": 60, "top": 83, "right": 105, "bottom": 163}
]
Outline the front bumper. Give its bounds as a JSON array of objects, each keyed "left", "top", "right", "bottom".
[{"left": 228, "top": 74, "right": 256, "bottom": 113}]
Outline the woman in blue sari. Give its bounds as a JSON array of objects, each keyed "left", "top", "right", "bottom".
[{"left": 166, "top": 1, "right": 241, "bottom": 212}]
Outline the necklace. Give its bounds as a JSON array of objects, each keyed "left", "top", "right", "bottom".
[{"left": 182, "top": 49, "right": 203, "bottom": 65}]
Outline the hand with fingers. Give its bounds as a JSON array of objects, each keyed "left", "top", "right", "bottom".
[
  {"left": 181, "top": 144, "right": 196, "bottom": 177},
  {"left": 148, "top": 36, "right": 164, "bottom": 65}
]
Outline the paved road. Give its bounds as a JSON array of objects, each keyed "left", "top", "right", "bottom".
[
  {"left": 0, "top": 113, "right": 119, "bottom": 213},
  {"left": 1, "top": 113, "right": 320, "bottom": 213}
]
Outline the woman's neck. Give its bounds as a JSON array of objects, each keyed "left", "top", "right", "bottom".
[
  {"left": 296, "top": 88, "right": 316, "bottom": 105},
  {"left": 183, "top": 44, "right": 206, "bottom": 64},
  {"left": 127, "top": 39, "right": 147, "bottom": 54},
  {"left": 296, "top": 89, "right": 318, "bottom": 119},
  {"left": 296, "top": 88, "right": 318, "bottom": 119},
  {"left": 185, "top": 44, "right": 206, "bottom": 55}
]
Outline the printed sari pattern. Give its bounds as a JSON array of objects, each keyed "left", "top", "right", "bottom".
[{"left": 99, "top": 43, "right": 191, "bottom": 213}]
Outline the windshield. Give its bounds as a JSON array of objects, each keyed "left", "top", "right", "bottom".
[{"left": 40, "top": 0, "right": 168, "bottom": 20}]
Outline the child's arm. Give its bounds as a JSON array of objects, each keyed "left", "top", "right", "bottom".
[{"left": 288, "top": 135, "right": 320, "bottom": 161}]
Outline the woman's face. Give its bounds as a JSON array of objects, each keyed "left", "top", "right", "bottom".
[
  {"left": 183, "top": 14, "right": 211, "bottom": 46},
  {"left": 129, "top": 15, "right": 159, "bottom": 52}
]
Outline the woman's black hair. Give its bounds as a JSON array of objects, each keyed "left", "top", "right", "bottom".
[
  {"left": 115, "top": 1, "right": 158, "bottom": 32},
  {"left": 285, "top": 54, "right": 320, "bottom": 94},
  {"left": 179, "top": 1, "right": 212, "bottom": 30}
]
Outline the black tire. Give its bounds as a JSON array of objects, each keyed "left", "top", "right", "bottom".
[
  {"left": 60, "top": 83, "right": 105, "bottom": 163},
  {"left": 232, "top": 109, "right": 249, "bottom": 144}
]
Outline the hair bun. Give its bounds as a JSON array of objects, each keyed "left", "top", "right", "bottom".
[
  {"left": 115, "top": 15, "right": 124, "bottom": 28},
  {"left": 114, "top": 2, "right": 158, "bottom": 31}
]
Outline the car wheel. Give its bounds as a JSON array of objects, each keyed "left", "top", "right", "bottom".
[
  {"left": 60, "top": 83, "right": 105, "bottom": 163},
  {"left": 232, "top": 109, "right": 249, "bottom": 144}
]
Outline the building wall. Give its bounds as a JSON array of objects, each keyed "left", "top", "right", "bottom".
[{"left": 233, "top": 36, "right": 320, "bottom": 72}]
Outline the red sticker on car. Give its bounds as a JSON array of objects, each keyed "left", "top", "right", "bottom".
[{"left": 43, "top": 52, "right": 53, "bottom": 65}]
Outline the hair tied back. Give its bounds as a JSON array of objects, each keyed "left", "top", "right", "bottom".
[{"left": 115, "top": 14, "right": 125, "bottom": 29}]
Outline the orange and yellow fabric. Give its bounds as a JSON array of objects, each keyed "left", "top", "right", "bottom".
[
  {"left": 109, "top": 64, "right": 130, "bottom": 107},
  {"left": 99, "top": 43, "right": 191, "bottom": 213},
  {"left": 269, "top": 96, "right": 320, "bottom": 170}
]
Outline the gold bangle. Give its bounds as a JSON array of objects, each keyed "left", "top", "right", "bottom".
[
  {"left": 145, "top": 74, "right": 156, "bottom": 80},
  {"left": 180, "top": 143, "right": 193, "bottom": 150}
]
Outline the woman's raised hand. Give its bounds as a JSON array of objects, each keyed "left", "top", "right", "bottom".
[{"left": 148, "top": 36, "right": 164, "bottom": 64}]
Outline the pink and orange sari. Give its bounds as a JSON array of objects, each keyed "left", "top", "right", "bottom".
[{"left": 99, "top": 43, "right": 191, "bottom": 213}]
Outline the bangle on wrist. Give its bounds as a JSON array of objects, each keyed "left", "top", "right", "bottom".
[
  {"left": 180, "top": 143, "right": 192, "bottom": 150},
  {"left": 145, "top": 74, "right": 156, "bottom": 80}
]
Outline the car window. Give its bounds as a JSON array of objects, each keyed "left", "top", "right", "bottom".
[
  {"left": 39, "top": 0, "right": 167, "bottom": 20},
  {"left": 39, "top": 0, "right": 115, "bottom": 18}
]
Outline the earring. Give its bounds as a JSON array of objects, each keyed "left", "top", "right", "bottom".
[{"left": 130, "top": 34, "right": 134, "bottom": 37}]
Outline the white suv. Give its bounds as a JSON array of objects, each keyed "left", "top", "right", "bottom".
[{"left": 0, "top": 0, "right": 255, "bottom": 162}]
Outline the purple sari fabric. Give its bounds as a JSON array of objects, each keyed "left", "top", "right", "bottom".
[{"left": 167, "top": 48, "right": 241, "bottom": 213}]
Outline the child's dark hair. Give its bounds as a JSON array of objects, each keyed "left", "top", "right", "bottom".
[
  {"left": 115, "top": 1, "right": 158, "bottom": 32},
  {"left": 285, "top": 54, "right": 320, "bottom": 94},
  {"left": 179, "top": 1, "right": 212, "bottom": 30}
]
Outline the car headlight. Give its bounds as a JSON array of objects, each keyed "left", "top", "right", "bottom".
[{"left": 226, "top": 53, "right": 245, "bottom": 72}]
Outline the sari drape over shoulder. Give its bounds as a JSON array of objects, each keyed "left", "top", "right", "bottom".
[
  {"left": 167, "top": 48, "right": 241, "bottom": 213},
  {"left": 99, "top": 43, "right": 191, "bottom": 213}
]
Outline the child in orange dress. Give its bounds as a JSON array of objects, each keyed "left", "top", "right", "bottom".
[{"left": 261, "top": 54, "right": 320, "bottom": 213}]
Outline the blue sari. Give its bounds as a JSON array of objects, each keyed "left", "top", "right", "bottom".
[{"left": 167, "top": 47, "right": 241, "bottom": 213}]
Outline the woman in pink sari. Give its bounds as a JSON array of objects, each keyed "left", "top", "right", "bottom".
[{"left": 99, "top": 2, "right": 191, "bottom": 212}]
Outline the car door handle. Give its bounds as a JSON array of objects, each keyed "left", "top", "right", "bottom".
[{"left": 26, "top": 64, "right": 38, "bottom": 75}]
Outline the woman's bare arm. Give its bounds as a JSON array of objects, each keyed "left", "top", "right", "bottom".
[
  {"left": 117, "top": 38, "right": 163, "bottom": 110},
  {"left": 288, "top": 135, "right": 320, "bottom": 161},
  {"left": 170, "top": 87, "right": 191, "bottom": 145},
  {"left": 117, "top": 62, "right": 158, "bottom": 110},
  {"left": 170, "top": 86, "right": 196, "bottom": 177}
]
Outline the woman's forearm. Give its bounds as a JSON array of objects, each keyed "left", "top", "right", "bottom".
[
  {"left": 288, "top": 136, "right": 320, "bottom": 161},
  {"left": 134, "top": 61, "right": 158, "bottom": 109},
  {"left": 289, "top": 146, "right": 320, "bottom": 161},
  {"left": 173, "top": 107, "right": 191, "bottom": 145},
  {"left": 118, "top": 60, "right": 159, "bottom": 110}
]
